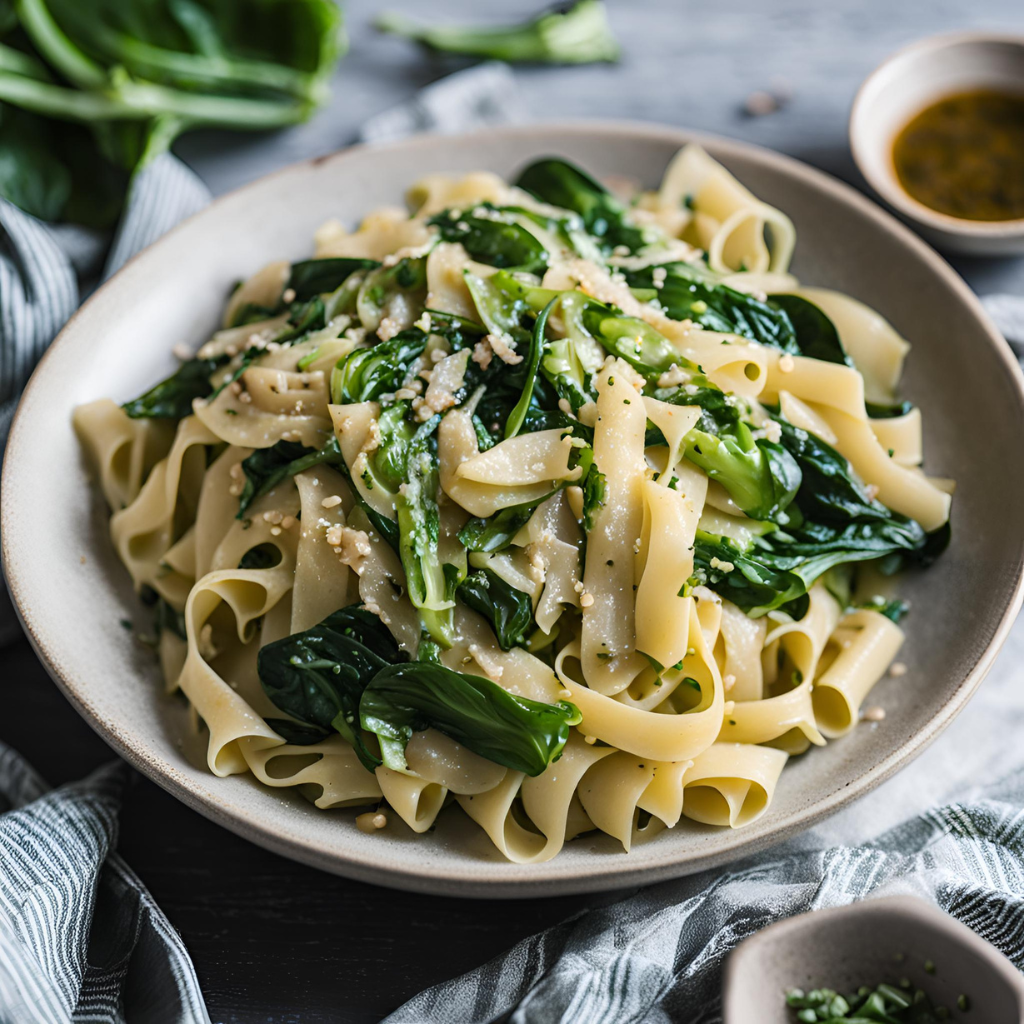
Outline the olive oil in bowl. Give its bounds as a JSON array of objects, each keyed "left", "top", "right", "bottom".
[{"left": 892, "top": 89, "right": 1024, "bottom": 223}]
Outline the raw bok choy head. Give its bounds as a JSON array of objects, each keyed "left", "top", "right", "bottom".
[{"left": 0, "top": 0, "right": 345, "bottom": 224}]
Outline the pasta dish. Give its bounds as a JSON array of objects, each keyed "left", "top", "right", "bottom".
[{"left": 74, "top": 146, "right": 953, "bottom": 862}]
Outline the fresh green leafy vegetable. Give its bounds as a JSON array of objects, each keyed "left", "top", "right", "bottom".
[
  {"left": 576, "top": 298, "right": 684, "bottom": 377},
  {"left": 858, "top": 596, "right": 910, "bottom": 623},
  {"left": 692, "top": 511, "right": 930, "bottom": 617},
  {"left": 515, "top": 156, "right": 647, "bottom": 252},
  {"left": 395, "top": 425, "right": 453, "bottom": 638},
  {"left": 209, "top": 294, "right": 328, "bottom": 399},
  {"left": 457, "top": 568, "right": 534, "bottom": 651},
  {"left": 774, "top": 417, "right": 895, "bottom": 525},
  {"left": 684, "top": 407, "right": 939, "bottom": 617},
  {"left": 233, "top": 434, "right": 404, "bottom": 550},
  {"left": 463, "top": 270, "right": 537, "bottom": 353},
  {"left": 423, "top": 309, "right": 487, "bottom": 348},
  {"left": 430, "top": 208, "right": 549, "bottom": 274},
  {"left": 122, "top": 356, "right": 221, "bottom": 419},
  {"left": 258, "top": 606, "right": 404, "bottom": 771},
  {"left": 684, "top": 427, "right": 801, "bottom": 523},
  {"left": 625, "top": 264, "right": 849, "bottom": 364},
  {"left": 375, "top": 1, "right": 619, "bottom": 65},
  {"left": 226, "top": 300, "right": 280, "bottom": 329},
  {"left": 359, "top": 662, "right": 581, "bottom": 776},
  {"left": 582, "top": 464, "right": 606, "bottom": 531},
  {"left": 273, "top": 295, "right": 327, "bottom": 343},
  {"left": 356, "top": 258, "right": 427, "bottom": 334},
  {"left": 540, "top": 329, "right": 599, "bottom": 413},
  {"left": 0, "top": 105, "right": 126, "bottom": 225},
  {"left": 687, "top": 414, "right": 938, "bottom": 614},
  {"left": 0, "top": 0, "right": 345, "bottom": 224},
  {"left": 351, "top": 404, "right": 457, "bottom": 647}
]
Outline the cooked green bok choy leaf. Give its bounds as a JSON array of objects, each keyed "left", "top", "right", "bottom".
[
  {"left": 515, "top": 156, "right": 647, "bottom": 252},
  {"left": 330, "top": 328, "right": 429, "bottom": 405},
  {"left": 624, "top": 261, "right": 801, "bottom": 353},
  {"left": 458, "top": 491, "right": 560, "bottom": 553},
  {"left": 258, "top": 606, "right": 404, "bottom": 771},
  {"left": 396, "top": 428, "right": 454, "bottom": 636},
  {"left": 430, "top": 208, "right": 549, "bottom": 274},
  {"left": 690, "top": 415, "right": 940, "bottom": 615},
  {"left": 692, "top": 516, "right": 926, "bottom": 618},
  {"left": 286, "top": 258, "right": 379, "bottom": 302},
  {"left": 122, "top": 355, "right": 222, "bottom": 419},
  {"left": 625, "top": 263, "right": 849, "bottom": 364},
  {"left": 356, "top": 257, "right": 427, "bottom": 334},
  {"left": 236, "top": 438, "right": 340, "bottom": 518},
  {"left": 375, "top": 1, "right": 619, "bottom": 65},
  {"left": 505, "top": 295, "right": 556, "bottom": 438},
  {"left": 360, "top": 662, "right": 581, "bottom": 776},
  {"left": 766, "top": 293, "right": 850, "bottom": 366},
  {"left": 0, "top": 0, "right": 345, "bottom": 224},
  {"left": 654, "top": 384, "right": 803, "bottom": 522},
  {"left": 232, "top": 435, "right": 402, "bottom": 549},
  {"left": 457, "top": 569, "right": 534, "bottom": 651},
  {"left": 350, "top": 405, "right": 457, "bottom": 647}
]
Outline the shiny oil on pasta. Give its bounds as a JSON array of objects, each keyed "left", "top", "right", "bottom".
[{"left": 892, "top": 89, "right": 1024, "bottom": 222}]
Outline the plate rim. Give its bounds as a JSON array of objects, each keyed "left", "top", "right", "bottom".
[{"left": 5, "top": 120, "right": 1024, "bottom": 897}]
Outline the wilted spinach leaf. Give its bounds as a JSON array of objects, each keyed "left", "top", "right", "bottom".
[
  {"left": 360, "top": 661, "right": 581, "bottom": 776},
  {"left": 122, "top": 357, "right": 222, "bottom": 419},
  {"left": 457, "top": 569, "right": 534, "bottom": 650},
  {"left": 257, "top": 605, "right": 405, "bottom": 771}
]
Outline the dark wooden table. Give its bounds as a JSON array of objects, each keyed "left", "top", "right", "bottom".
[{"left": 6, "top": 2, "right": 1024, "bottom": 1020}]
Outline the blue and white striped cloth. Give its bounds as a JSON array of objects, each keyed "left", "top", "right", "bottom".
[
  {"left": 0, "top": 743, "right": 209, "bottom": 1024},
  {"left": 385, "top": 771, "right": 1024, "bottom": 1023},
  {"left": 0, "top": 154, "right": 210, "bottom": 452}
]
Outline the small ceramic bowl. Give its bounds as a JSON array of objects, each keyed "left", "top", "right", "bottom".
[
  {"left": 722, "top": 895, "right": 1024, "bottom": 1023},
  {"left": 850, "top": 33, "right": 1024, "bottom": 255}
]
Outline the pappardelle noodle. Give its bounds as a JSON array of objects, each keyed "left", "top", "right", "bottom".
[{"left": 75, "top": 146, "right": 953, "bottom": 862}]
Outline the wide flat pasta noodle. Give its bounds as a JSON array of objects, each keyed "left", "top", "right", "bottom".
[{"left": 579, "top": 360, "right": 650, "bottom": 695}]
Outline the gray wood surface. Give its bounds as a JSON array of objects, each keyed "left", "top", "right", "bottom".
[
  {"left": 7, "top": 3, "right": 1024, "bottom": 1022},
  {"left": 177, "top": 0, "right": 1024, "bottom": 295}
]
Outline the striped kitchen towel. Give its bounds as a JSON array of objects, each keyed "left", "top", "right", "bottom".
[
  {"left": 0, "top": 743, "right": 209, "bottom": 1024},
  {"left": 0, "top": 154, "right": 210, "bottom": 455},
  {"left": 383, "top": 769, "right": 1024, "bottom": 1024}
]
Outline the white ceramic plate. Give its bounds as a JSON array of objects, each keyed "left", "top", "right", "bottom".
[{"left": 5, "top": 124, "right": 1024, "bottom": 897}]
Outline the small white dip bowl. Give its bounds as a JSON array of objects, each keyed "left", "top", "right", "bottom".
[{"left": 850, "top": 33, "right": 1024, "bottom": 255}]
